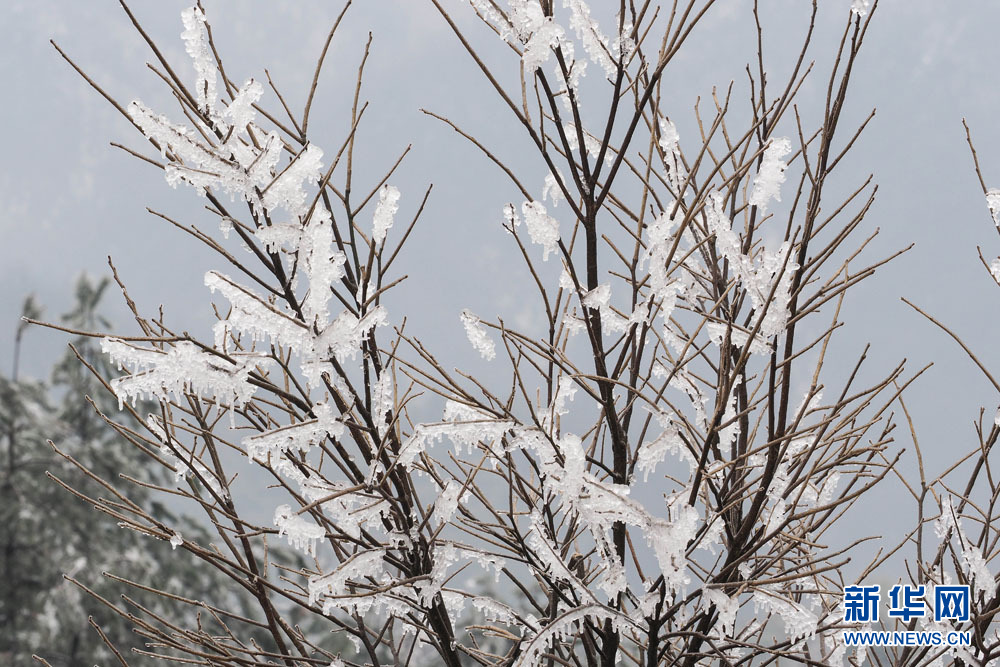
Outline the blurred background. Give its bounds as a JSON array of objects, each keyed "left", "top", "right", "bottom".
[{"left": 2, "top": 0, "right": 999, "bottom": 662}]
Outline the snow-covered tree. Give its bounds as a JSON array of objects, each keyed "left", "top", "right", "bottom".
[{"left": 36, "top": 1, "right": 1000, "bottom": 665}]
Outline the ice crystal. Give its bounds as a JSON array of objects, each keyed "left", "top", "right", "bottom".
[
  {"left": 460, "top": 309, "right": 497, "bottom": 360},
  {"left": 564, "top": 0, "right": 615, "bottom": 77},
  {"left": 169, "top": 531, "right": 183, "bottom": 550},
  {"left": 102, "top": 338, "right": 264, "bottom": 411},
  {"left": 987, "top": 188, "right": 1000, "bottom": 227},
  {"left": 372, "top": 184, "right": 400, "bottom": 246},
  {"left": 658, "top": 118, "right": 686, "bottom": 191},
  {"left": 749, "top": 137, "right": 792, "bottom": 212},
  {"left": 522, "top": 201, "right": 560, "bottom": 261},
  {"left": 274, "top": 505, "right": 326, "bottom": 557},
  {"left": 180, "top": 7, "right": 216, "bottom": 115}
]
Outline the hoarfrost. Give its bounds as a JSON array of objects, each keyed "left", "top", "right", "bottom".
[
  {"left": 542, "top": 170, "right": 564, "bottom": 207},
  {"left": 749, "top": 137, "right": 792, "bottom": 212},
  {"left": 435, "top": 481, "right": 464, "bottom": 524},
  {"left": 658, "top": 118, "right": 686, "bottom": 191},
  {"left": 936, "top": 497, "right": 993, "bottom": 597},
  {"left": 702, "top": 587, "right": 738, "bottom": 637},
  {"left": 512, "top": 605, "right": 637, "bottom": 667},
  {"left": 398, "top": 402, "right": 514, "bottom": 468},
  {"left": 636, "top": 412, "right": 690, "bottom": 480},
  {"left": 752, "top": 585, "right": 818, "bottom": 641},
  {"left": 508, "top": 1, "right": 565, "bottom": 73},
  {"left": 309, "top": 549, "right": 387, "bottom": 612},
  {"left": 372, "top": 184, "right": 400, "bottom": 246},
  {"left": 102, "top": 338, "right": 264, "bottom": 410},
  {"left": 180, "top": 7, "right": 217, "bottom": 115},
  {"left": 988, "top": 188, "right": 1000, "bottom": 227},
  {"left": 991, "top": 258, "right": 1000, "bottom": 283},
  {"left": 460, "top": 309, "right": 497, "bottom": 360},
  {"left": 274, "top": 505, "right": 326, "bottom": 557},
  {"left": 244, "top": 400, "right": 345, "bottom": 462},
  {"left": 222, "top": 78, "right": 263, "bottom": 131},
  {"left": 563, "top": 0, "right": 615, "bottom": 77},
  {"left": 262, "top": 145, "right": 324, "bottom": 218},
  {"left": 371, "top": 371, "right": 394, "bottom": 436},
  {"left": 522, "top": 201, "right": 560, "bottom": 260},
  {"left": 705, "top": 192, "right": 798, "bottom": 353}
]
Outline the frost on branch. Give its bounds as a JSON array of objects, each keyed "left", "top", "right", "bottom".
[
  {"left": 851, "top": 0, "right": 871, "bottom": 17},
  {"left": 434, "top": 480, "right": 465, "bottom": 524},
  {"left": 542, "top": 170, "right": 564, "bottom": 207},
  {"left": 702, "top": 587, "right": 739, "bottom": 638},
  {"left": 636, "top": 411, "right": 691, "bottom": 480},
  {"left": 398, "top": 401, "right": 514, "bottom": 468},
  {"left": 705, "top": 192, "right": 798, "bottom": 353},
  {"left": 521, "top": 201, "right": 560, "bottom": 260},
  {"left": 372, "top": 184, "right": 400, "bottom": 246},
  {"left": 506, "top": 1, "right": 568, "bottom": 73},
  {"left": 659, "top": 118, "right": 686, "bottom": 192},
  {"left": 749, "top": 137, "right": 792, "bottom": 212},
  {"left": 752, "top": 585, "right": 818, "bottom": 642},
  {"left": 987, "top": 188, "right": 1000, "bottom": 227},
  {"left": 180, "top": 7, "right": 216, "bottom": 115},
  {"left": 169, "top": 532, "right": 184, "bottom": 550},
  {"left": 274, "top": 505, "right": 326, "bottom": 557},
  {"left": 935, "top": 497, "right": 993, "bottom": 597},
  {"left": 564, "top": 0, "right": 615, "bottom": 77},
  {"left": 261, "top": 145, "right": 324, "bottom": 217},
  {"left": 243, "top": 400, "right": 345, "bottom": 463},
  {"left": 512, "top": 605, "right": 637, "bottom": 667},
  {"left": 101, "top": 339, "right": 264, "bottom": 411},
  {"left": 308, "top": 549, "right": 388, "bottom": 615},
  {"left": 460, "top": 309, "right": 496, "bottom": 360}
]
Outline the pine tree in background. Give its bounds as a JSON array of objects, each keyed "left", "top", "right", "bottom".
[{"left": 0, "top": 276, "right": 264, "bottom": 666}]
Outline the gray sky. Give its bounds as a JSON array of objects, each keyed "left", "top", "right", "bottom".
[{"left": 5, "top": 0, "right": 1000, "bottom": 553}]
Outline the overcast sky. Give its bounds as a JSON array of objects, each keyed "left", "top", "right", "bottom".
[{"left": 5, "top": 1, "right": 1000, "bottom": 551}]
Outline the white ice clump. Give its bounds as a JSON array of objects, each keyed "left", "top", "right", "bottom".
[
  {"left": 435, "top": 480, "right": 465, "bottom": 524},
  {"left": 222, "top": 78, "right": 263, "bottom": 131},
  {"left": 991, "top": 258, "right": 1000, "bottom": 282},
  {"left": 752, "top": 585, "right": 818, "bottom": 642},
  {"left": 659, "top": 118, "right": 686, "bottom": 192},
  {"left": 542, "top": 170, "right": 564, "bottom": 208},
  {"left": 987, "top": 188, "right": 1000, "bottom": 227},
  {"left": 636, "top": 412, "right": 691, "bottom": 480},
  {"left": 705, "top": 192, "right": 798, "bottom": 353},
  {"left": 460, "top": 309, "right": 497, "bottom": 361},
  {"left": 749, "top": 137, "right": 792, "bottom": 212},
  {"left": 102, "top": 338, "right": 265, "bottom": 411},
  {"left": 936, "top": 497, "right": 993, "bottom": 597},
  {"left": 244, "top": 400, "right": 345, "bottom": 463},
  {"left": 274, "top": 505, "right": 326, "bottom": 557},
  {"left": 372, "top": 184, "right": 400, "bottom": 246},
  {"left": 564, "top": 0, "right": 615, "bottom": 77},
  {"left": 512, "top": 605, "right": 637, "bottom": 667},
  {"left": 261, "top": 145, "right": 324, "bottom": 217},
  {"left": 398, "top": 401, "right": 515, "bottom": 468},
  {"left": 308, "top": 549, "right": 388, "bottom": 614},
  {"left": 507, "top": 1, "right": 567, "bottom": 73},
  {"left": 180, "top": 7, "right": 216, "bottom": 115},
  {"left": 522, "top": 201, "right": 560, "bottom": 261},
  {"left": 702, "top": 587, "right": 739, "bottom": 637},
  {"left": 169, "top": 531, "right": 183, "bottom": 550}
]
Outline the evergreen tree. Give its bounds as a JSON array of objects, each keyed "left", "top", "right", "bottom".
[{"left": 1, "top": 276, "right": 258, "bottom": 666}]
